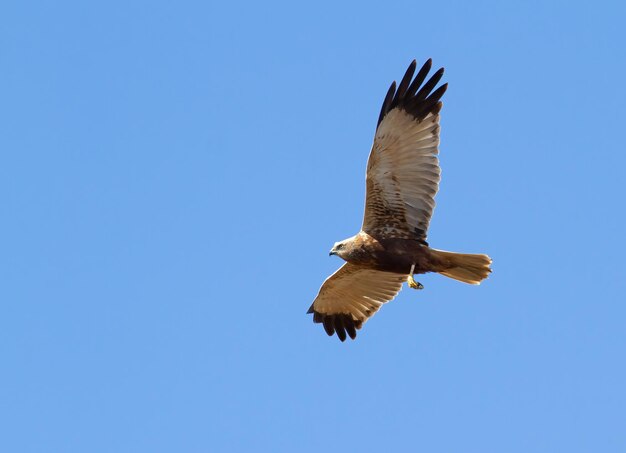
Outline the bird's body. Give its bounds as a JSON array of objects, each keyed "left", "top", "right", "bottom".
[
  {"left": 308, "top": 59, "right": 492, "bottom": 341},
  {"left": 331, "top": 232, "right": 438, "bottom": 275}
]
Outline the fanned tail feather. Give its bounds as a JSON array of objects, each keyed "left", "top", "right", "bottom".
[{"left": 431, "top": 249, "right": 492, "bottom": 285}]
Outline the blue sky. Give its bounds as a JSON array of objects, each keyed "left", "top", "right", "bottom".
[{"left": 2, "top": 0, "right": 626, "bottom": 451}]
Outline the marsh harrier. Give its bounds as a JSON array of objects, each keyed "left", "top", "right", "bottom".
[{"left": 307, "top": 59, "right": 492, "bottom": 341}]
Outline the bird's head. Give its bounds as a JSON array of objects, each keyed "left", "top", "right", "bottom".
[{"left": 329, "top": 237, "right": 356, "bottom": 260}]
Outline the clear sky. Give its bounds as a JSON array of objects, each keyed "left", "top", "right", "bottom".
[{"left": 2, "top": 0, "right": 626, "bottom": 451}]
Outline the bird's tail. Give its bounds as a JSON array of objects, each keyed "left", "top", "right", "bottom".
[{"left": 430, "top": 249, "right": 492, "bottom": 285}]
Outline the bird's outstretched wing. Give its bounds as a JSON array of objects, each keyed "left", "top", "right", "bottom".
[
  {"left": 307, "top": 263, "right": 405, "bottom": 341},
  {"left": 362, "top": 59, "right": 447, "bottom": 244}
]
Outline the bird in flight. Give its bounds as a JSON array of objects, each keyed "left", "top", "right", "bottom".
[{"left": 308, "top": 59, "right": 492, "bottom": 342}]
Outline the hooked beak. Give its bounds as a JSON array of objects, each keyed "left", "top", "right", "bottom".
[{"left": 329, "top": 249, "right": 336, "bottom": 256}]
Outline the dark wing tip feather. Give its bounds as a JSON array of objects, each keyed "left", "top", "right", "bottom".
[
  {"left": 430, "top": 83, "right": 448, "bottom": 102},
  {"left": 334, "top": 317, "right": 347, "bottom": 342},
  {"left": 394, "top": 60, "right": 417, "bottom": 100},
  {"left": 345, "top": 321, "right": 357, "bottom": 340},
  {"left": 376, "top": 59, "right": 446, "bottom": 127},
  {"left": 322, "top": 317, "right": 335, "bottom": 336},
  {"left": 309, "top": 310, "right": 359, "bottom": 342},
  {"left": 415, "top": 67, "right": 444, "bottom": 101},
  {"left": 377, "top": 81, "right": 396, "bottom": 127}
]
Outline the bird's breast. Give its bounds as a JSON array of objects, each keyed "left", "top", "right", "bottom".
[{"left": 345, "top": 236, "right": 432, "bottom": 274}]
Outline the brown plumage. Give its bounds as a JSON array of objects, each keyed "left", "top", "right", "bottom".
[{"left": 308, "top": 59, "right": 492, "bottom": 342}]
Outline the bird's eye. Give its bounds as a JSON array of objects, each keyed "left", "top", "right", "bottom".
[{"left": 337, "top": 244, "right": 344, "bottom": 249}]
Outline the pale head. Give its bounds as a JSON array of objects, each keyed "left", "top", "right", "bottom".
[{"left": 329, "top": 235, "right": 358, "bottom": 260}]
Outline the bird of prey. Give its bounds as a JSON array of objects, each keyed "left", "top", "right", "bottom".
[{"left": 307, "top": 59, "right": 492, "bottom": 342}]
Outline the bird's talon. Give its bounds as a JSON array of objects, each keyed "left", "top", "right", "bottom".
[{"left": 407, "top": 275, "right": 424, "bottom": 290}]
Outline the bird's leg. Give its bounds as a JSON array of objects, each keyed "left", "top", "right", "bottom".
[{"left": 407, "top": 264, "right": 424, "bottom": 290}]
